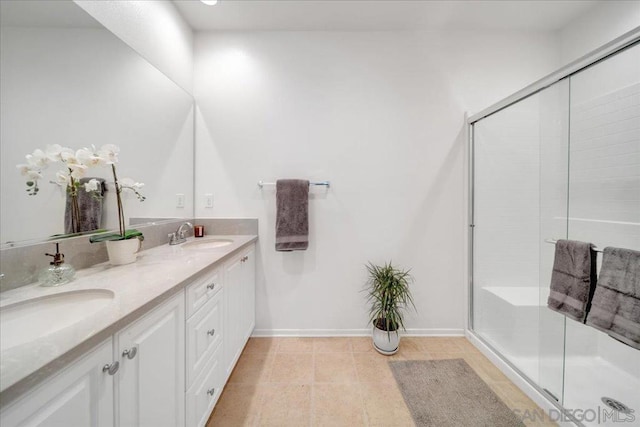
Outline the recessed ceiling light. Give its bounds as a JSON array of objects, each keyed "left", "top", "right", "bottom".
[{"left": 200, "top": 0, "right": 218, "bottom": 5}]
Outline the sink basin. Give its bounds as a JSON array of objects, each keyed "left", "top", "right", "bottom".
[
  {"left": 182, "top": 238, "right": 233, "bottom": 250},
  {"left": 0, "top": 289, "right": 114, "bottom": 350}
]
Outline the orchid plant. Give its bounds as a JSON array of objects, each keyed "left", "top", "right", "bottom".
[
  {"left": 17, "top": 144, "right": 145, "bottom": 239},
  {"left": 78, "top": 144, "right": 145, "bottom": 239}
]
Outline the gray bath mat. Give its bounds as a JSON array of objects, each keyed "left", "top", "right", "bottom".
[{"left": 389, "top": 359, "right": 525, "bottom": 427}]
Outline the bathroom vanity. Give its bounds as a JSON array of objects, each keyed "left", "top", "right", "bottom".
[{"left": 0, "top": 235, "right": 257, "bottom": 427}]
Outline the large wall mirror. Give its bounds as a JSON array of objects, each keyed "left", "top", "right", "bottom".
[{"left": 0, "top": 0, "right": 194, "bottom": 246}]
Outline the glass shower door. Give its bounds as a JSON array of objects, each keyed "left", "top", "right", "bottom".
[
  {"left": 472, "top": 79, "right": 569, "bottom": 389},
  {"left": 562, "top": 42, "right": 640, "bottom": 426},
  {"left": 537, "top": 79, "right": 570, "bottom": 404}
]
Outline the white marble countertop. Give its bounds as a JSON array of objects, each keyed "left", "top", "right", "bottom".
[{"left": 0, "top": 234, "right": 257, "bottom": 404}]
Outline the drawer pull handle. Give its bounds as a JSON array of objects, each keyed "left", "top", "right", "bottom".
[
  {"left": 207, "top": 328, "right": 216, "bottom": 336},
  {"left": 102, "top": 361, "right": 119, "bottom": 375},
  {"left": 122, "top": 347, "right": 137, "bottom": 360},
  {"left": 207, "top": 388, "right": 215, "bottom": 396},
  {"left": 207, "top": 283, "right": 216, "bottom": 290}
]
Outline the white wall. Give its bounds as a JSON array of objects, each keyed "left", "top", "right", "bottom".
[
  {"left": 74, "top": 0, "right": 194, "bottom": 94},
  {"left": 559, "top": 0, "right": 640, "bottom": 65},
  {"left": 194, "top": 30, "right": 558, "bottom": 335}
]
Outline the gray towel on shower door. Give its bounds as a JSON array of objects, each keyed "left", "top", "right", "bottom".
[
  {"left": 586, "top": 247, "right": 640, "bottom": 350},
  {"left": 547, "top": 239, "right": 597, "bottom": 322},
  {"left": 275, "top": 179, "right": 309, "bottom": 251}
]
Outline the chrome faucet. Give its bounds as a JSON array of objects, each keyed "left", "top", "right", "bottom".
[{"left": 169, "top": 222, "right": 193, "bottom": 245}]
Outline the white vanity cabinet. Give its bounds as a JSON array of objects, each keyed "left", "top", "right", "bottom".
[
  {"left": 185, "top": 243, "right": 256, "bottom": 426},
  {"left": 0, "top": 240, "right": 257, "bottom": 427},
  {"left": 0, "top": 339, "right": 115, "bottom": 427},
  {"left": 223, "top": 245, "right": 256, "bottom": 379},
  {"left": 185, "top": 266, "right": 224, "bottom": 427},
  {"left": 116, "top": 291, "right": 185, "bottom": 427},
  {"left": 0, "top": 292, "right": 185, "bottom": 427}
]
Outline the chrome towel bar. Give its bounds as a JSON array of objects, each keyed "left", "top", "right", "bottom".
[
  {"left": 257, "top": 180, "right": 330, "bottom": 188},
  {"left": 545, "top": 239, "right": 604, "bottom": 253}
]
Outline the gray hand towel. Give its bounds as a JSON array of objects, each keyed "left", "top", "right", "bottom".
[
  {"left": 586, "top": 247, "right": 640, "bottom": 350},
  {"left": 64, "top": 177, "right": 106, "bottom": 234},
  {"left": 275, "top": 179, "right": 309, "bottom": 251},
  {"left": 547, "top": 239, "right": 597, "bottom": 322}
]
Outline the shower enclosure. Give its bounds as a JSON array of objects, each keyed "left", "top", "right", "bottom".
[{"left": 469, "top": 30, "right": 639, "bottom": 426}]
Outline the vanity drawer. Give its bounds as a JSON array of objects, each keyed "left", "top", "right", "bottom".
[
  {"left": 186, "top": 267, "right": 222, "bottom": 318},
  {"left": 186, "top": 290, "right": 223, "bottom": 388},
  {"left": 186, "top": 345, "right": 222, "bottom": 427}
]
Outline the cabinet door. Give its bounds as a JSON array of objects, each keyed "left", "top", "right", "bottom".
[
  {"left": 186, "top": 346, "right": 222, "bottom": 427},
  {"left": 0, "top": 339, "right": 114, "bottom": 427},
  {"left": 116, "top": 292, "right": 185, "bottom": 427},
  {"left": 186, "top": 290, "right": 223, "bottom": 388},
  {"left": 242, "top": 246, "right": 256, "bottom": 341},
  {"left": 223, "top": 255, "right": 243, "bottom": 378}
]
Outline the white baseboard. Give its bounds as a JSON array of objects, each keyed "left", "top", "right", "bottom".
[
  {"left": 466, "top": 331, "right": 578, "bottom": 427},
  {"left": 405, "top": 328, "right": 465, "bottom": 336},
  {"left": 251, "top": 328, "right": 465, "bottom": 337}
]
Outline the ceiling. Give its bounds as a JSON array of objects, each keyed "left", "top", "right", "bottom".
[{"left": 172, "top": 0, "right": 600, "bottom": 32}]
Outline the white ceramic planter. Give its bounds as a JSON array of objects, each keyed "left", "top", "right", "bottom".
[
  {"left": 372, "top": 321, "right": 400, "bottom": 355},
  {"left": 106, "top": 238, "right": 141, "bottom": 266}
]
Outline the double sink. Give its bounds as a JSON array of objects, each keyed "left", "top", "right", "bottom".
[
  {"left": 0, "top": 236, "right": 243, "bottom": 393},
  {"left": 1, "top": 238, "right": 234, "bottom": 350}
]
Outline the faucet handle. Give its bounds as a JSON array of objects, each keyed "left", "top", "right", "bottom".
[{"left": 168, "top": 232, "right": 177, "bottom": 244}]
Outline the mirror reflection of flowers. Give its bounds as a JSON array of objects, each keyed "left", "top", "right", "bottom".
[
  {"left": 17, "top": 144, "right": 97, "bottom": 233},
  {"left": 76, "top": 144, "right": 145, "bottom": 239},
  {"left": 16, "top": 144, "right": 145, "bottom": 238}
]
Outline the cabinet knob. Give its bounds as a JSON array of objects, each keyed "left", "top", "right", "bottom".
[
  {"left": 207, "top": 283, "right": 216, "bottom": 290},
  {"left": 102, "top": 361, "right": 119, "bottom": 375},
  {"left": 207, "top": 328, "right": 216, "bottom": 336},
  {"left": 122, "top": 347, "right": 138, "bottom": 360},
  {"left": 207, "top": 388, "right": 215, "bottom": 396}
]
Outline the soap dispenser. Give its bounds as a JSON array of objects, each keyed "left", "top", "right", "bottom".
[{"left": 40, "top": 243, "right": 76, "bottom": 287}]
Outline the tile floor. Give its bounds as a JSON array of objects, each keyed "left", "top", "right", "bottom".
[{"left": 207, "top": 337, "right": 557, "bottom": 427}]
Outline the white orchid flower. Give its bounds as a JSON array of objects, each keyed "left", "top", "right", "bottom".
[
  {"left": 16, "top": 164, "right": 43, "bottom": 196},
  {"left": 120, "top": 177, "right": 144, "bottom": 190},
  {"left": 97, "top": 144, "right": 119, "bottom": 164},
  {"left": 17, "top": 163, "right": 34, "bottom": 176},
  {"left": 119, "top": 177, "right": 145, "bottom": 202},
  {"left": 69, "top": 163, "right": 88, "bottom": 179},
  {"left": 84, "top": 178, "right": 101, "bottom": 192},
  {"left": 45, "top": 144, "right": 64, "bottom": 162},
  {"left": 55, "top": 170, "right": 70, "bottom": 186},
  {"left": 76, "top": 147, "right": 107, "bottom": 167},
  {"left": 16, "top": 163, "right": 43, "bottom": 178},
  {"left": 25, "top": 149, "right": 49, "bottom": 169},
  {"left": 60, "top": 149, "right": 80, "bottom": 166},
  {"left": 25, "top": 169, "right": 43, "bottom": 180}
]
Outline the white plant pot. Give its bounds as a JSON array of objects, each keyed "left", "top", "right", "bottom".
[
  {"left": 106, "top": 238, "right": 141, "bottom": 266},
  {"left": 372, "top": 321, "right": 400, "bottom": 355}
]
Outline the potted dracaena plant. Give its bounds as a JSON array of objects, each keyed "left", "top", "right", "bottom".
[{"left": 365, "top": 262, "right": 416, "bottom": 355}]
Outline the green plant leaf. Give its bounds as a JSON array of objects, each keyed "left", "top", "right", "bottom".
[
  {"left": 363, "top": 261, "right": 416, "bottom": 333},
  {"left": 89, "top": 229, "right": 144, "bottom": 243}
]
